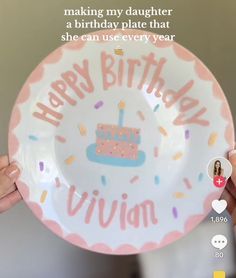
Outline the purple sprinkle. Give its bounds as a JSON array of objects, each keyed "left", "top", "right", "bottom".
[
  {"left": 94, "top": 101, "right": 104, "bottom": 109},
  {"left": 39, "top": 162, "right": 44, "bottom": 172},
  {"left": 185, "top": 130, "right": 190, "bottom": 140},
  {"left": 172, "top": 207, "right": 178, "bottom": 219}
]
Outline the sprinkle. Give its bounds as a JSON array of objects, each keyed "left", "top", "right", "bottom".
[
  {"left": 65, "top": 155, "right": 76, "bottom": 165},
  {"left": 208, "top": 132, "right": 218, "bottom": 146},
  {"left": 198, "top": 173, "right": 204, "bottom": 182},
  {"left": 101, "top": 175, "right": 107, "bottom": 186},
  {"left": 154, "top": 175, "right": 160, "bottom": 185},
  {"left": 55, "top": 177, "right": 61, "bottom": 188},
  {"left": 39, "top": 162, "right": 44, "bottom": 172},
  {"left": 130, "top": 175, "right": 139, "bottom": 184},
  {"left": 172, "top": 207, "right": 178, "bottom": 219},
  {"left": 185, "top": 130, "right": 190, "bottom": 140},
  {"left": 173, "top": 152, "right": 183, "bottom": 160},
  {"left": 94, "top": 101, "right": 104, "bottom": 109},
  {"left": 174, "top": 192, "right": 186, "bottom": 199},
  {"left": 114, "top": 48, "right": 124, "bottom": 56},
  {"left": 78, "top": 124, "right": 87, "bottom": 136},
  {"left": 40, "top": 190, "right": 48, "bottom": 203},
  {"left": 183, "top": 178, "right": 192, "bottom": 189},
  {"left": 159, "top": 126, "right": 168, "bottom": 136},
  {"left": 118, "top": 100, "right": 126, "bottom": 109},
  {"left": 137, "top": 111, "right": 145, "bottom": 121},
  {"left": 154, "top": 147, "right": 159, "bottom": 157},
  {"left": 29, "top": 135, "right": 38, "bottom": 141},
  {"left": 55, "top": 135, "right": 66, "bottom": 143},
  {"left": 153, "top": 104, "right": 160, "bottom": 112}
]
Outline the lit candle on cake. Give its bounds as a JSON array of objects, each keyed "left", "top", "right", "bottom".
[{"left": 118, "top": 101, "right": 125, "bottom": 127}]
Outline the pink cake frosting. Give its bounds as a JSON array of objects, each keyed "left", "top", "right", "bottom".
[{"left": 96, "top": 124, "right": 140, "bottom": 160}]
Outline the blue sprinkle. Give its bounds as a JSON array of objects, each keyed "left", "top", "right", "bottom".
[
  {"left": 153, "top": 104, "right": 160, "bottom": 112},
  {"left": 154, "top": 175, "right": 160, "bottom": 185},
  {"left": 29, "top": 135, "right": 38, "bottom": 141},
  {"left": 101, "top": 175, "right": 107, "bottom": 186},
  {"left": 198, "top": 173, "right": 204, "bottom": 182}
]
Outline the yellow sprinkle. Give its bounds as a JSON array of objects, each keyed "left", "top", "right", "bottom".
[
  {"left": 65, "top": 155, "right": 76, "bottom": 165},
  {"left": 174, "top": 192, "right": 186, "bottom": 199},
  {"left": 114, "top": 48, "right": 124, "bottom": 56},
  {"left": 208, "top": 132, "right": 218, "bottom": 146},
  {"left": 159, "top": 126, "right": 168, "bottom": 136},
  {"left": 78, "top": 124, "right": 87, "bottom": 136},
  {"left": 40, "top": 190, "right": 48, "bottom": 203},
  {"left": 118, "top": 101, "right": 126, "bottom": 109},
  {"left": 173, "top": 152, "right": 183, "bottom": 160}
]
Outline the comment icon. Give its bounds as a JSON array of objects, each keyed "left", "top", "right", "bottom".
[{"left": 211, "top": 235, "right": 228, "bottom": 250}]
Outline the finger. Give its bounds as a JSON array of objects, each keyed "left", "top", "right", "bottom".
[
  {"left": 0, "top": 184, "right": 17, "bottom": 199},
  {"left": 225, "top": 180, "right": 236, "bottom": 200},
  {"left": 0, "top": 190, "right": 22, "bottom": 213},
  {"left": 221, "top": 188, "right": 236, "bottom": 226},
  {"left": 0, "top": 155, "right": 9, "bottom": 170},
  {"left": 229, "top": 149, "right": 236, "bottom": 186},
  {"left": 0, "top": 163, "right": 20, "bottom": 197}
]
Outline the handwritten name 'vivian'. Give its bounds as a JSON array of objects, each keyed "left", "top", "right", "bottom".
[
  {"left": 33, "top": 51, "right": 209, "bottom": 127},
  {"left": 67, "top": 186, "right": 158, "bottom": 230}
]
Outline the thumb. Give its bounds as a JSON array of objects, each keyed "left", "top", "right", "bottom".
[
  {"left": 0, "top": 163, "right": 20, "bottom": 197},
  {"left": 229, "top": 150, "right": 236, "bottom": 187}
]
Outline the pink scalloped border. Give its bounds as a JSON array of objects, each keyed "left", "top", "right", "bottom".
[{"left": 8, "top": 29, "right": 234, "bottom": 255}]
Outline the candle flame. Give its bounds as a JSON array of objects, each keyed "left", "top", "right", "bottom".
[
  {"left": 114, "top": 47, "right": 124, "bottom": 56},
  {"left": 118, "top": 101, "right": 125, "bottom": 109}
]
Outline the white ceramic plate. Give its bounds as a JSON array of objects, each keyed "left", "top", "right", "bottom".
[{"left": 9, "top": 29, "right": 234, "bottom": 255}]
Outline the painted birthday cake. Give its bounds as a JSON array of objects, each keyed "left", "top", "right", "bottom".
[
  {"left": 87, "top": 101, "right": 145, "bottom": 167},
  {"left": 96, "top": 124, "right": 140, "bottom": 160}
]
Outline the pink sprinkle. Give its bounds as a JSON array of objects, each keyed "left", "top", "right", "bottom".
[
  {"left": 172, "top": 207, "right": 178, "bottom": 219},
  {"left": 183, "top": 178, "right": 192, "bottom": 189},
  {"left": 94, "top": 101, "right": 104, "bottom": 109},
  {"left": 185, "top": 130, "right": 190, "bottom": 140},
  {"left": 55, "top": 135, "right": 66, "bottom": 143},
  {"left": 154, "top": 147, "right": 158, "bottom": 157},
  {"left": 55, "top": 177, "right": 61, "bottom": 188},
  {"left": 130, "top": 176, "right": 139, "bottom": 184},
  {"left": 137, "top": 111, "right": 145, "bottom": 121},
  {"left": 39, "top": 162, "right": 44, "bottom": 172}
]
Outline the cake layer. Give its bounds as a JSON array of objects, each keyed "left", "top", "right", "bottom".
[
  {"left": 96, "top": 139, "right": 138, "bottom": 160},
  {"left": 96, "top": 124, "right": 141, "bottom": 144}
]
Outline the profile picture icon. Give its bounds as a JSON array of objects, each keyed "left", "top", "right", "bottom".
[
  {"left": 213, "top": 160, "right": 224, "bottom": 178},
  {"left": 207, "top": 157, "right": 232, "bottom": 181}
]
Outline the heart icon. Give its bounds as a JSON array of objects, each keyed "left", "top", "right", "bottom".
[{"left": 212, "top": 200, "right": 227, "bottom": 214}]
